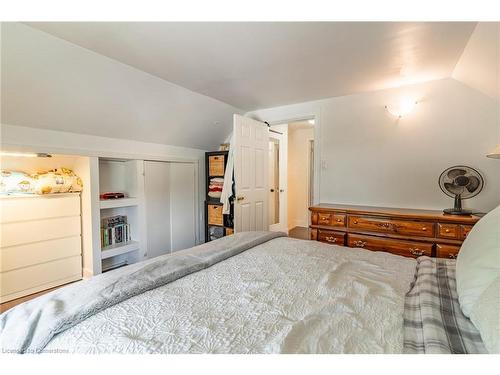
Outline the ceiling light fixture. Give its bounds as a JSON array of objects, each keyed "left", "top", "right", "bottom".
[{"left": 385, "top": 98, "right": 418, "bottom": 118}]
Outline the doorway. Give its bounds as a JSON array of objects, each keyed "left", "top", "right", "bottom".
[
  {"left": 268, "top": 128, "right": 287, "bottom": 232},
  {"left": 268, "top": 120, "right": 315, "bottom": 237}
]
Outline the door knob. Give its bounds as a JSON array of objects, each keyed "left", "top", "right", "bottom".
[
  {"left": 279, "top": 189, "right": 284, "bottom": 193},
  {"left": 270, "top": 188, "right": 275, "bottom": 192},
  {"left": 236, "top": 196, "right": 244, "bottom": 202}
]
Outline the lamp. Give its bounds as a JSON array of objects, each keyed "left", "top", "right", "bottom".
[
  {"left": 385, "top": 98, "right": 417, "bottom": 118},
  {"left": 486, "top": 145, "right": 500, "bottom": 159}
]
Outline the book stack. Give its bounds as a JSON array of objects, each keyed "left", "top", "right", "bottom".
[{"left": 101, "top": 215, "right": 131, "bottom": 248}]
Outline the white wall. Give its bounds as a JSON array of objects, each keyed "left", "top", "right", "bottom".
[
  {"left": 453, "top": 22, "right": 500, "bottom": 101},
  {"left": 248, "top": 78, "right": 500, "bottom": 213},
  {"left": 1, "top": 22, "right": 242, "bottom": 150},
  {"left": 0, "top": 123, "right": 207, "bottom": 242},
  {"left": 287, "top": 123, "right": 314, "bottom": 229}
]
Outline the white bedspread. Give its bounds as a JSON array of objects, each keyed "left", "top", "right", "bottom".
[{"left": 45, "top": 237, "right": 416, "bottom": 353}]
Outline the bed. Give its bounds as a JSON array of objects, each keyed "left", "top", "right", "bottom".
[{"left": 0, "top": 225, "right": 496, "bottom": 354}]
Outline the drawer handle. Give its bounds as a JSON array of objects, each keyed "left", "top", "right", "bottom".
[
  {"left": 448, "top": 253, "right": 458, "bottom": 259},
  {"left": 336, "top": 218, "right": 342, "bottom": 222},
  {"left": 445, "top": 229, "right": 450, "bottom": 233},
  {"left": 353, "top": 220, "right": 359, "bottom": 224},
  {"left": 422, "top": 227, "right": 427, "bottom": 231},
  {"left": 377, "top": 222, "right": 391, "bottom": 228},
  {"left": 409, "top": 248, "right": 424, "bottom": 256},
  {"left": 353, "top": 240, "right": 366, "bottom": 248},
  {"left": 325, "top": 236, "right": 338, "bottom": 243}
]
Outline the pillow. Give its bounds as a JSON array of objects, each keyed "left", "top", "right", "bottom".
[
  {"left": 456, "top": 204, "right": 500, "bottom": 317},
  {"left": 0, "top": 170, "right": 34, "bottom": 194},
  {"left": 470, "top": 276, "right": 500, "bottom": 353},
  {"left": 32, "top": 168, "right": 83, "bottom": 194}
]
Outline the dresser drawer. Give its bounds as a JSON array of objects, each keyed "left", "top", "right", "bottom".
[
  {"left": 318, "top": 230, "right": 345, "bottom": 245},
  {"left": 436, "top": 244, "right": 461, "bottom": 259},
  {"left": 0, "top": 194, "right": 80, "bottom": 223},
  {"left": 347, "top": 234, "right": 433, "bottom": 258},
  {"left": 0, "top": 255, "right": 82, "bottom": 303},
  {"left": 460, "top": 225, "right": 473, "bottom": 240},
  {"left": 437, "top": 223, "right": 459, "bottom": 239},
  {"left": 317, "top": 212, "right": 331, "bottom": 225},
  {"left": 0, "top": 236, "right": 81, "bottom": 272},
  {"left": 316, "top": 212, "right": 346, "bottom": 227},
  {"left": 0, "top": 216, "right": 81, "bottom": 248},
  {"left": 348, "top": 216, "right": 434, "bottom": 237},
  {"left": 331, "top": 214, "right": 346, "bottom": 227}
]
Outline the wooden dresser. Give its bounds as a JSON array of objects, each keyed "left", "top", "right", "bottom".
[{"left": 309, "top": 204, "right": 481, "bottom": 259}]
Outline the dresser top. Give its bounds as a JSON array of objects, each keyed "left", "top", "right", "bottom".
[{"left": 310, "top": 203, "right": 482, "bottom": 224}]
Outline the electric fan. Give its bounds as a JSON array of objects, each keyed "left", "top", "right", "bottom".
[{"left": 438, "top": 166, "right": 484, "bottom": 215}]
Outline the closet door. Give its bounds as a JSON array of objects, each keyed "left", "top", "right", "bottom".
[
  {"left": 144, "top": 161, "right": 171, "bottom": 258},
  {"left": 170, "top": 163, "right": 197, "bottom": 252}
]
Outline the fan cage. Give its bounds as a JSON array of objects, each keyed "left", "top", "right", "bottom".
[{"left": 438, "top": 165, "right": 484, "bottom": 200}]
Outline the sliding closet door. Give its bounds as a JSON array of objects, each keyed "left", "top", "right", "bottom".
[
  {"left": 169, "top": 162, "right": 197, "bottom": 252},
  {"left": 144, "top": 161, "right": 171, "bottom": 258}
]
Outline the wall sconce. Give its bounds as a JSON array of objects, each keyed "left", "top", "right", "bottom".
[
  {"left": 486, "top": 144, "right": 500, "bottom": 159},
  {"left": 385, "top": 98, "right": 418, "bottom": 118}
]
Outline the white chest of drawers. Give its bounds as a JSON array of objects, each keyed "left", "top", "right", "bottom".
[{"left": 0, "top": 193, "right": 83, "bottom": 303}]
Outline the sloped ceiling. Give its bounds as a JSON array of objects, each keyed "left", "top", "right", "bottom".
[
  {"left": 1, "top": 23, "right": 242, "bottom": 150},
  {"left": 1, "top": 22, "right": 479, "bottom": 150},
  {"left": 25, "top": 22, "right": 476, "bottom": 110},
  {"left": 453, "top": 22, "right": 500, "bottom": 101}
]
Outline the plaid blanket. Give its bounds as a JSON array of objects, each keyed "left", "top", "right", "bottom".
[{"left": 403, "top": 257, "right": 486, "bottom": 354}]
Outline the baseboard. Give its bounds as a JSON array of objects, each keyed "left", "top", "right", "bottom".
[{"left": 289, "top": 219, "right": 308, "bottom": 230}]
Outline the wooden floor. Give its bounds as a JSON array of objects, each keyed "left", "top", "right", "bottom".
[{"left": 288, "top": 226, "right": 310, "bottom": 240}]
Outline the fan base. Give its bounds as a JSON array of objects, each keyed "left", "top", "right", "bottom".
[{"left": 443, "top": 208, "right": 473, "bottom": 216}]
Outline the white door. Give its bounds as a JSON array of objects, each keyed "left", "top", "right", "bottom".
[
  {"left": 233, "top": 114, "right": 269, "bottom": 232},
  {"left": 268, "top": 129, "right": 288, "bottom": 232},
  {"left": 169, "top": 162, "right": 197, "bottom": 252},
  {"left": 144, "top": 161, "right": 171, "bottom": 258}
]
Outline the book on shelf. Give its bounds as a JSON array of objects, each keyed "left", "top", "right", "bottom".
[{"left": 101, "top": 215, "right": 131, "bottom": 249}]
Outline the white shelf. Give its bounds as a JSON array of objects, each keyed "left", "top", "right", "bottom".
[
  {"left": 101, "top": 240, "right": 140, "bottom": 259},
  {"left": 99, "top": 197, "right": 138, "bottom": 209}
]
